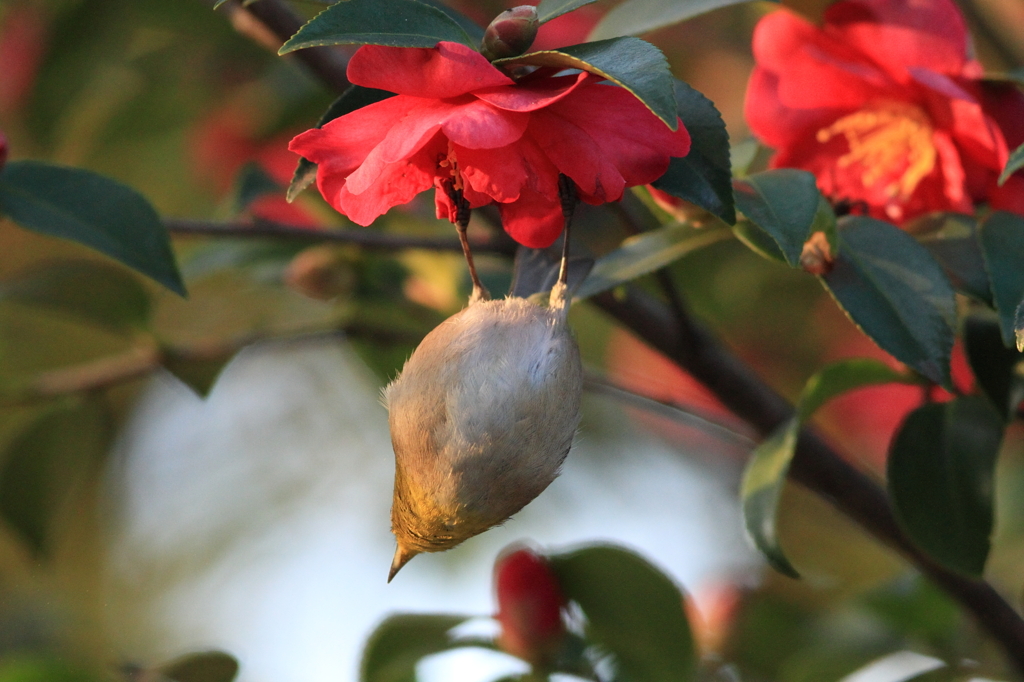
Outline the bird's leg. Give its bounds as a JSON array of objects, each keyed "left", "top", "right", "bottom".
[
  {"left": 444, "top": 181, "right": 489, "bottom": 303},
  {"left": 551, "top": 174, "right": 578, "bottom": 311}
]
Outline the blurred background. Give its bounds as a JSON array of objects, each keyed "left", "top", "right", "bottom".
[{"left": 1, "top": 0, "right": 1024, "bottom": 681}]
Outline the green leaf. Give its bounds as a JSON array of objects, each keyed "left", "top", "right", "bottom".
[
  {"left": 741, "top": 359, "right": 918, "bottom": 578},
  {"left": 963, "top": 314, "right": 1023, "bottom": 420},
  {"left": 0, "top": 260, "right": 151, "bottom": 334},
  {"left": 232, "top": 162, "right": 282, "bottom": 214},
  {"left": 574, "top": 222, "right": 731, "bottom": 299},
  {"left": 999, "top": 140, "right": 1024, "bottom": 185},
  {"left": 536, "top": 0, "right": 600, "bottom": 24},
  {"left": 162, "top": 352, "right": 232, "bottom": 399},
  {"left": 0, "top": 161, "right": 184, "bottom": 296},
  {"left": 279, "top": 0, "right": 474, "bottom": 53},
  {"left": 732, "top": 169, "right": 822, "bottom": 267},
  {"left": 589, "top": 0, "right": 778, "bottom": 40},
  {"left": 494, "top": 37, "right": 678, "bottom": 130},
  {"left": 650, "top": 80, "right": 735, "bottom": 224},
  {"left": 888, "top": 396, "right": 1004, "bottom": 576},
  {"left": 417, "top": 0, "right": 485, "bottom": 42},
  {"left": 732, "top": 220, "right": 786, "bottom": 263},
  {"left": 0, "top": 657, "right": 101, "bottom": 682},
  {"left": 0, "top": 399, "right": 110, "bottom": 557},
  {"left": 1017, "top": 299, "right": 1024, "bottom": 352},
  {"left": 549, "top": 545, "right": 696, "bottom": 682},
  {"left": 360, "top": 614, "right": 469, "bottom": 682},
  {"left": 288, "top": 86, "right": 395, "bottom": 203},
  {"left": 978, "top": 211, "right": 1024, "bottom": 346},
  {"left": 160, "top": 652, "right": 239, "bottom": 682},
  {"left": 821, "top": 216, "right": 956, "bottom": 388},
  {"left": 914, "top": 213, "right": 992, "bottom": 305}
]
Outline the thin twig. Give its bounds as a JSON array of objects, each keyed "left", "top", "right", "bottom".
[{"left": 164, "top": 218, "right": 517, "bottom": 256}]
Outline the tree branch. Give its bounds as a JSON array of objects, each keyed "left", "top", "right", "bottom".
[
  {"left": 164, "top": 218, "right": 517, "bottom": 256},
  {"left": 591, "top": 286, "right": 1024, "bottom": 672}
]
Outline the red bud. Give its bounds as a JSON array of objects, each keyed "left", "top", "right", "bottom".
[
  {"left": 494, "top": 547, "right": 566, "bottom": 666},
  {"left": 0, "top": 132, "right": 7, "bottom": 170},
  {"left": 480, "top": 6, "right": 539, "bottom": 61}
]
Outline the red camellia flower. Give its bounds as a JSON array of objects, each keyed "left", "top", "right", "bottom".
[
  {"left": 289, "top": 41, "right": 691, "bottom": 248},
  {"left": 745, "top": 0, "right": 1024, "bottom": 224},
  {"left": 494, "top": 547, "right": 566, "bottom": 665}
]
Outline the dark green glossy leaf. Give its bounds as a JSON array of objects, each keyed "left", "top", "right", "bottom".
[
  {"left": 589, "top": 0, "right": 778, "bottom": 40},
  {"left": 233, "top": 162, "right": 281, "bottom": 213},
  {"left": 0, "top": 399, "right": 110, "bottom": 557},
  {"left": 978, "top": 211, "right": 1024, "bottom": 346},
  {"left": 732, "top": 220, "right": 786, "bottom": 263},
  {"left": 888, "top": 397, "right": 1004, "bottom": 576},
  {"left": 160, "top": 652, "right": 239, "bottom": 682},
  {"left": 279, "top": 0, "right": 474, "bottom": 53},
  {"left": 650, "top": 80, "right": 734, "bottom": 224},
  {"left": 821, "top": 217, "right": 956, "bottom": 387},
  {"left": 495, "top": 37, "right": 678, "bottom": 130},
  {"left": 732, "top": 169, "right": 822, "bottom": 267},
  {"left": 999, "top": 140, "right": 1024, "bottom": 185},
  {"left": 536, "top": 0, "right": 600, "bottom": 24},
  {"left": 0, "top": 260, "right": 151, "bottom": 334},
  {"left": 915, "top": 213, "right": 992, "bottom": 305},
  {"left": 549, "top": 545, "right": 696, "bottom": 682},
  {"left": 963, "top": 314, "right": 1023, "bottom": 420},
  {"left": 288, "top": 86, "right": 395, "bottom": 202},
  {"left": 360, "top": 614, "right": 469, "bottom": 682},
  {"left": 417, "top": 0, "right": 485, "bottom": 42},
  {"left": 574, "top": 222, "right": 731, "bottom": 299},
  {"left": 0, "top": 162, "right": 185, "bottom": 296},
  {"left": 742, "top": 359, "right": 916, "bottom": 578}
]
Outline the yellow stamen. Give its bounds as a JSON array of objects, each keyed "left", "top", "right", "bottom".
[
  {"left": 817, "top": 102, "right": 936, "bottom": 206},
  {"left": 437, "top": 141, "right": 464, "bottom": 192}
]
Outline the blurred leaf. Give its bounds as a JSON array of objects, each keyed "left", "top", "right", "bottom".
[
  {"left": 963, "top": 314, "right": 1023, "bottom": 420},
  {"left": 589, "top": 0, "right": 777, "bottom": 40},
  {"left": 160, "top": 652, "right": 239, "bottom": 682},
  {"left": 279, "top": 0, "right": 474, "bottom": 52},
  {"left": 915, "top": 213, "right": 992, "bottom": 305},
  {"left": 862, "top": 575, "right": 961, "bottom": 646},
  {"left": 999, "top": 141, "right": 1024, "bottom": 185},
  {"left": 742, "top": 359, "right": 916, "bottom": 578},
  {"left": 1, "top": 260, "right": 151, "bottom": 334},
  {"left": 821, "top": 217, "right": 956, "bottom": 388},
  {"left": 360, "top": 614, "right": 469, "bottom": 682},
  {"left": 232, "top": 163, "right": 282, "bottom": 214},
  {"left": 536, "top": 0, "right": 600, "bottom": 24},
  {"left": 650, "top": 80, "right": 735, "bottom": 224},
  {"left": 0, "top": 399, "right": 110, "bottom": 557},
  {"left": 978, "top": 211, "right": 1024, "bottom": 346},
  {"left": 161, "top": 353, "right": 233, "bottom": 399},
  {"left": 732, "top": 220, "right": 786, "bottom": 263},
  {"left": 495, "top": 37, "right": 678, "bottom": 130},
  {"left": 0, "top": 162, "right": 185, "bottom": 296},
  {"left": 888, "top": 397, "right": 1004, "bottom": 576},
  {"left": 549, "top": 545, "right": 696, "bottom": 682},
  {"left": 0, "top": 657, "right": 100, "bottom": 682},
  {"left": 417, "top": 0, "right": 485, "bottom": 42},
  {"left": 1017, "top": 299, "right": 1024, "bottom": 352},
  {"left": 288, "top": 86, "right": 395, "bottom": 202},
  {"left": 574, "top": 223, "right": 731, "bottom": 299},
  {"left": 733, "top": 170, "right": 822, "bottom": 267}
]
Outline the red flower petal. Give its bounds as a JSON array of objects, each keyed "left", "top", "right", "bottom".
[
  {"left": 474, "top": 71, "right": 592, "bottom": 112},
  {"left": 499, "top": 182, "right": 565, "bottom": 248},
  {"left": 347, "top": 41, "right": 512, "bottom": 99},
  {"left": 824, "top": 0, "right": 969, "bottom": 78},
  {"left": 289, "top": 96, "right": 409, "bottom": 174}
]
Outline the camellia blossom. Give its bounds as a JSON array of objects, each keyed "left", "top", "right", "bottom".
[
  {"left": 745, "top": 0, "right": 1024, "bottom": 223},
  {"left": 289, "top": 41, "right": 691, "bottom": 248}
]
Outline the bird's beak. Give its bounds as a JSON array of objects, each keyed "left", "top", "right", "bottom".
[{"left": 388, "top": 544, "right": 419, "bottom": 582}]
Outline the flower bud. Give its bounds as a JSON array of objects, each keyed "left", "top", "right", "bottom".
[
  {"left": 799, "top": 231, "right": 834, "bottom": 275},
  {"left": 480, "top": 6, "right": 539, "bottom": 61},
  {"left": 494, "top": 547, "right": 566, "bottom": 666}
]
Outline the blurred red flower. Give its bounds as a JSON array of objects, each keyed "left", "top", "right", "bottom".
[
  {"left": 494, "top": 547, "right": 566, "bottom": 665},
  {"left": 745, "top": 0, "right": 1024, "bottom": 224},
  {"left": 289, "top": 41, "right": 691, "bottom": 248}
]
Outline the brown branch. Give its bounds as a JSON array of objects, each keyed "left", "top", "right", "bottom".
[
  {"left": 591, "top": 286, "right": 1024, "bottom": 672},
  {"left": 212, "top": 0, "right": 352, "bottom": 92},
  {"left": 164, "top": 218, "right": 517, "bottom": 256}
]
